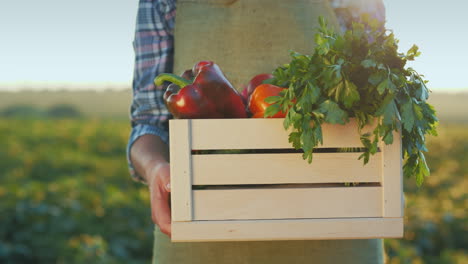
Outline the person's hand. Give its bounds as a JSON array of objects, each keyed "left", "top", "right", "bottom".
[{"left": 147, "top": 162, "right": 172, "bottom": 237}]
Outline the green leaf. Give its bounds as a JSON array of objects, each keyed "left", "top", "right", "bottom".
[
  {"left": 416, "top": 152, "right": 430, "bottom": 186},
  {"left": 313, "top": 123, "right": 323, "bottom": 146},
  {"left": 301, "top": 128, "right": 314, "bottom": 160},
  {"left": 315, "top": 34, "right": 330, "bottom": 55},
  {"left": 319, "top": 16, "right": 326, "bottom": 28},
  {"left": 283, "top": 112, "right": 292, "bottom": 129},
  {"left": 383, "top": 131, "right": 394, "bottom": 145},
  {"left": 412, "top": 72, "right": 429, "bottom": 101},
  {"left": 376, "top": 94, "right": 399, "bottom": 126},
  {"left": 388, "top": 79, "right": 397, "bottom": 92},
  {"left": 377, "top": 79, "right": 388, "bottom": 95},
  {"left": 403, "top": 154, "right": 417, "bottom": 179},
  {"left": 342, "top": 81, "right": 360, "bottom": 108},
  {"left": 264, "top": 104, "right": 280, "bottom": 118},
  {"left": 308, "top": 82, "right": 321, "bottom": 105},
  {"left": 315, "top": 34, "right": 326, "bottom": 46},
  {"left": 400, "top": 98, "right": 416, "bottom": 132},
  {"left": 377, "top": 78, "right": 396, "bottom": 94},
  {"left": 369, "top": 132, "right": 379, "bottom": 154},
  {"left": 413, "top": 103, "right": 423, "bottom": 120},
  {"left": 264, "top": 96, "right": 281, "bottom": 104},
  {"left": 288, "top": 132, "right": 302, "bottom": 149},
  {"left": 318, "top": 100, "right": 348, "bottom": 124},
  {"left": 361, "top": 59, "right": 377, "bottom": 68},
  {"left": 359, "top": 133, "right": 372, "bottom": 164},
  {"left": 368, "top": 72, "right": 384, "bottom": 86},
  {"left": 327, "top": 80, "right": 345, "bottom": 102},
  {"left": 358, "top": 152, "right": 370, "bottom": 164},
  {"left": 406, "top": 44, "right": 421, "bottom": 60}
]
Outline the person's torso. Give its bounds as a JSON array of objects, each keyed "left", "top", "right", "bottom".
[{"left": 173, "top": 0, "right": 338, "bottom": 90}]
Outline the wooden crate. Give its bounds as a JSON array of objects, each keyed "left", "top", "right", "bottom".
[{"left": 169, "top": 118, "right": 404, "bottom": 242}]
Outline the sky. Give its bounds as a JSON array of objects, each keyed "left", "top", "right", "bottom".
[{"left": 0, "top": 0, "right": 467, "bottom": 91}]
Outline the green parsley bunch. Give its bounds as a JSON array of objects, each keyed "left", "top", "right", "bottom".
[{"left": 265, "top": 16, "right": 438, "bottom": 186}]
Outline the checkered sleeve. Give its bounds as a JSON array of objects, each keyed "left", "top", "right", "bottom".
[{"left": 127, "top": 0, "right": 176, "bottom": 183}]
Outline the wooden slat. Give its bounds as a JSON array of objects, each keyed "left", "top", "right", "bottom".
[
  {"left": 172, "top": 217, "right": 403, "bottom": 242},
  {"left": 192, "top": 187, "right": 382, "bottom": 220},
  {"left": 192, "top": 152, "right": 382, "bottom": 185},
  {"left": 189, "top": 118, "right": 376, "bottom": 150},
  {"left": 382, "top": 131, "right": 404, "bottom": 217},
  {"left": 169, "top": 120, "right": 193, "bottom": 221}
]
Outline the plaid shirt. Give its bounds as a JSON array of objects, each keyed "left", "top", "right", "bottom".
[{"left": 127, "top": 0, "right": 385, "bottom": 183}]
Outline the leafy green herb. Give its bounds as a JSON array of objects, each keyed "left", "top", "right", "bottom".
[{"left": 267, "top": 15, "right": 438, "bottom": 186}]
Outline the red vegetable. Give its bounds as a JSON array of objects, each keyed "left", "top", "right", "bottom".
[
  {"left": 154, "top": 61, "right": 247, "bottom": 119},
  {"left": 246, "top": 73, "right": 274, "bottom": 96},
  {"left": 241, "top": 73, "right": 274, "bottom": 102},
  {"left": 249, "top": 84, "right": 287, "bottom": 118}
]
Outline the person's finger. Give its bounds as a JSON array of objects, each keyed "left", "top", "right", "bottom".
[
  {"left": 149, "top": 163, "right": 172, "bottom": 237},
  {"left": 153, "top": 185, "right": 171, "bottom": 236},
  {"left": 159, "top": 164, "right": 171, "bottom": 193}
]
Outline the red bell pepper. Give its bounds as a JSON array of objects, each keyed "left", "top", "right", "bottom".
[
  {"left": 154, "top": 61, "right": 247, "bottom": 119},
  {"left": 240, "top": 73, "right": 274, "bottom": 103}
]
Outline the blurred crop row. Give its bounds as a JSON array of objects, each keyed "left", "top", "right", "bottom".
[{"left": 0, "top": 118, "right": 152, "bottom": 263}]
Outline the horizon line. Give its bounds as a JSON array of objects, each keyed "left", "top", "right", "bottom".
[{"left": 0, "top": 82, "right": 467, "bottom": 94}]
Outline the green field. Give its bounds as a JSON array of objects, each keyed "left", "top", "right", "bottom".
[
  {"left": 0, "top": 90, "right": 132, "bottom": 119},
  {"left": 0, "top": 119, "right": 153, "bottom": 263},
  {"left": 0, "top": 90, "right": 467, "bottom": 263},
  {"left": 1, "top": 90, "right": 467, "bottom": 122}
]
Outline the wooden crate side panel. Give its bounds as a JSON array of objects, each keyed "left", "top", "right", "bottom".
[
  {"left": 192, "top": 152, "right": 382, "bottom": 185},
  {"left": 189, "top": 118, "right": 375, "bottom": 150},
  {"left": 172, "top": 218, "right": 404, "bottom": 242},
  {"left": 192, "top": 187, "right": 383, "bottom": 220},
  {"left": 382, "top": 131, "right": 404, "bottom": 217},
  {"left": 169, "top": 120, "right": 193, "bottom": 221}
]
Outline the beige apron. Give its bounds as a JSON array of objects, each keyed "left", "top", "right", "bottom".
[
  {"left": 155, "top": 0, "right": 384, "bottom": 263},
  {"left": 173, "top": 0, "right": 339, "bottom": 89}
]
